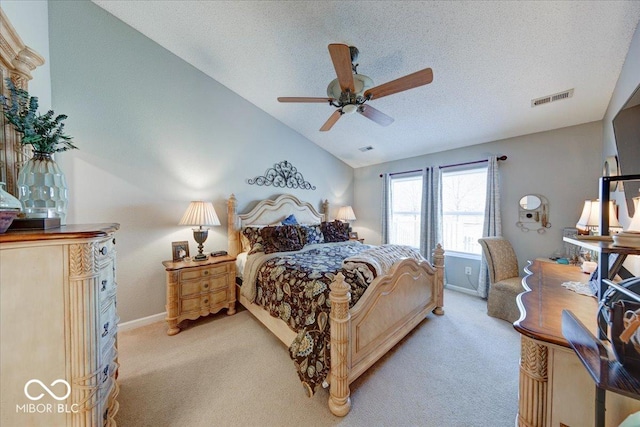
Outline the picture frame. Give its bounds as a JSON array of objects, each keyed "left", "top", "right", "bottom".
[
  {"left": 172, "top": 241, "right": 189, "bottom": 261},
  {"left": 349, "top": 231, "right": 358, "bottom": 239}
]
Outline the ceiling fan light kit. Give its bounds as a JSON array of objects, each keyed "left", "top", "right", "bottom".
[{"left": 278, "top": 43, "right": 433, "bottom": 132}]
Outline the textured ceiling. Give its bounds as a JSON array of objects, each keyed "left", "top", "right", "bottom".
[{"left": 92, "top": 1, "right": 640, "bottom": 168}]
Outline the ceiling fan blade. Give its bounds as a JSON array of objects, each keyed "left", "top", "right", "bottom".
[
  {"left": 364, "top": 68, "right": 433, "bottom": 100},
  {"left": 328, "top": 44, "right": 355, "bottom": 93},
  {"left": 320, "top": 110, "right": 342, "bottom": 132},
  {"left": 278, "top": 97, "right": 333, "bottom": 103},
  {"left": 358, "top": 105, "right": 394, "bottom": 127}
]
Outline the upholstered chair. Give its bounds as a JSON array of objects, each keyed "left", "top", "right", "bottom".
[{"left": 478, "top": 237, "right": 524, "bottom": 323}]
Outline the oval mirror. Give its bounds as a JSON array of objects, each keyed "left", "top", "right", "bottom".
[{"left": 519, "top": 194, "right": 541, "bottom": 210}]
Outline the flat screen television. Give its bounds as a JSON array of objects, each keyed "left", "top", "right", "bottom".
[{"left": 612, "top": 84, "right": 640, "bottom": 216}]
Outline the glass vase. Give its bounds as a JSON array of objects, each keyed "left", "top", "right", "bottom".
[{"left": 17, "top": 151, "right": 68, "bottom": 223}]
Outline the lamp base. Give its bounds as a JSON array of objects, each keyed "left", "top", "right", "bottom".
[{"left": 193, "top": 253, "right": 208, "bottom": 261}]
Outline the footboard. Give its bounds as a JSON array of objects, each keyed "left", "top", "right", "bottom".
[{"left": 328, "top": 244, "right": 444, "bottom": 416}]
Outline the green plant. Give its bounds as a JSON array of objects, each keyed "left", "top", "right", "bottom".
[{"left": 0, "top": 77, "right": 76, "bottom": 153}]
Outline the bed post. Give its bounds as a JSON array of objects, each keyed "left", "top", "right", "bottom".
[
  {"left": 322, "top": 199, "right": 329, "bottom": 221},
  {"left": 328, "top": 272, "right": 351, "bottom": 416},
  {"left": 432, "top": 243, "right": 445, "bottom": 315},
  {"left": 227, "top": 194, "right": 240, "bottom": 257}
]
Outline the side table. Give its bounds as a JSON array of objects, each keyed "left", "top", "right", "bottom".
[{"left": 162, "top": 255, "right": 236, "bottom": 335}]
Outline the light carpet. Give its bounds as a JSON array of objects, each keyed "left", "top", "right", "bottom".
[{"left": 114, "top": 289, "right": 520, "bottom": 426}]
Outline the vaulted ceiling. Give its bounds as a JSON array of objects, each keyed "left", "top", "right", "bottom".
[{"left": 92, "top": 1, "right": 640, "bottom": 168}]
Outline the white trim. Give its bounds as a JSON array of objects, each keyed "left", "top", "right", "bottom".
[
  {"left": 118, "top": 312, "right": 166, "bottom": 332},
  {"left": 445, "top": 283, "right": 481, "bottom": 297}
]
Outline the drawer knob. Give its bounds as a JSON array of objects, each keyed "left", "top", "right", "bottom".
[
  {"left": 100, "top": 246, "right": 108, "bottom": 255},
  {"left": 102, "top": 322, "right": 110, "bottom": 337},
  {"left": 203, "top": 299, "right": 208, "bottom": 304},
  {"left": 204, "top": 271, "right": 209, "bottom": 275},
  {"left": 204, "top": 283, "right": 209, "bottom": 288},
  {"left": 101, "top": 280, "right": 107, "bottom": 291}
]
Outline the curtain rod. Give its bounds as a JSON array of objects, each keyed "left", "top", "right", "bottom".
[
  {"left": 379, "top": 168, "right": 423, "bottom": 178},
  {"left": 378, "top": 155, "right": 507, "bottom": 178},
  {"left": 439, "top": 155, "right": 507, "bottom": 170}
]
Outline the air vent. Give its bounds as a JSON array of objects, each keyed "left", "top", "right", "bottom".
[
  {"left": 531, "top": 89, "right": 574, "bottom": 107},
  {"left": 359, "top": 146, "right": 374, "bottom": 152}
]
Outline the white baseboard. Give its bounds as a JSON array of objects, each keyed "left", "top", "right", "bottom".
[
  {"left": 445, "top": 283, "right": 481, "bottom": 297},
  {"left": 118, "top": 312, "right": 166, "bottom": 332}
]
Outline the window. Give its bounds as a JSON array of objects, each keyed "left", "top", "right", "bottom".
[
  {"left": 389, "top": 173, "right": 423, "bottom": 248},
  {"left": 442, "top": 167, "right": 487, "bottom": 255}
]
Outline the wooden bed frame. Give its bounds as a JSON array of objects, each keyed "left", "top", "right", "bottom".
[{"left": 227, "top": 193, "right": 444, "bottom": 416}]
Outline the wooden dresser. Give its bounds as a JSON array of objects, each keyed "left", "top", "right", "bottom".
[
  {"left": 514, "top": 260, "right": 640, "bottom": 427},
  {"left": 0, "top": 224, "right": 120, "bottom": 426}
]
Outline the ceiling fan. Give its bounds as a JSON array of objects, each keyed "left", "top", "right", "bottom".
[{"left": 278, "top": 43, "right": 433, "bottom": 132}]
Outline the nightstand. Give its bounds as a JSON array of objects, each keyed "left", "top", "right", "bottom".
[{"left": 162, "top": 255, "right": 236, "bottom": 335}]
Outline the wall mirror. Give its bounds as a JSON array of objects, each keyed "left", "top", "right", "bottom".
[
  {"left": 517, "top": 194, "right": 550, "bottom": 233},
  {"left": 612, "top": 82, "right": 640, "bottom": 217},
  {"left": 0, "top": 9, "right": 45, "bottom": 196}
]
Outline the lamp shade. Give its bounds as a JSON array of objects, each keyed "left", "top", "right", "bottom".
[
  {"left": 576, "top": 199, "right": 621, "bottom": 231},
  {"left": 336, "top": 205, "right": 356, "bottom": 222},
  {"left": 179, "top": 201, "right": 221, "bottom": 227},
  {"left": 628, "top": 197, "right": 640, "bottom": 232}
]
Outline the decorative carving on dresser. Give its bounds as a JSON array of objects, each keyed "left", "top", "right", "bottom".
[
  {"left": 518, "top": 337, "right": 548, "bottom": 427},
  {"left": 69, "top": 242, "right": 97, "bottom": 275}
]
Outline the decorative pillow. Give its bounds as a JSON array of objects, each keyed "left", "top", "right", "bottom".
[
  {"left": 281, "top": 214, "right": 298, "bottom": 225},
  {"left": 242, "top": 226, "right": 266, "bottom": 255},
  {"left": 260, "top": 225, "right": 305, "bottom": 254},
  {"left": 301, "top": 224, "right": 325, "bottom": 245},
  {"left": 321, "top": 220, "right": 349, "bottom": 242}
]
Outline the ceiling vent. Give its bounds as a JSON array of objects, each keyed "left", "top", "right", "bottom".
[
  {"left": 359, "top": 146, "right": 374, "bottom": 152},
  {"left": 531, "top": 88, "right": 574, "bottom": 107}
]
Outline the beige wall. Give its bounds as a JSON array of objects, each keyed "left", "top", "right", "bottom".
[
  {"left": 353, "top": 121, "right": 604, "bottom": 283},
  {"left": 47, "top": 1, "right": 353, "bottom": 323}
]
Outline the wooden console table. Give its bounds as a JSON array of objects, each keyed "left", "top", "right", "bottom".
[{"left": 514, "top": 260, "right": 640, "bottom": 427}]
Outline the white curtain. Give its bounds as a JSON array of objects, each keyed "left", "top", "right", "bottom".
[
  {"left": 421, "top": 167, "right": 442, "bottom": 263},
  {"left": 381, "top": 173, "right": 391, "bottom": 244},
  {"left": 478, "top": 156, "right": 502, "bottom": 298}
]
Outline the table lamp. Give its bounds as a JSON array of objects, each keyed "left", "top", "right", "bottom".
[
  {"left": 179, "top": 201, "right": 220, "bottom": 261},
  {"left": 575, "top": 199, "right": 621, "bottom": 235},
  {"left": 336, "top": 206, "right": 356, "bottom": 222}
]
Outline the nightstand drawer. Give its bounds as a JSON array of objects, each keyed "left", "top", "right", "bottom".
[
  {"left": 180, "top": 274, "right": 228, "bottom": 296},
  {"left": 180, "top": 295, "right": 209, "bottom": 313},
  {"left": 209, "top": 288, "right": 228, "bottom": 307},
  {"left": 180, "top": 264, "right": 229, "bottom": 281}
]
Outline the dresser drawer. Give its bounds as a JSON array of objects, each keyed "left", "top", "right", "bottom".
[
  {"left": 98, "top": 360, "right": 117, "bottom": 403},
  {"left": 98, "top": 263, "right": 116, "bottom": 304},
  {"left": 96, "top": 236, "right": 116, "bottom": 262},
  {"left": 99, "top": 298, "right": 118, "bottom": 348}
]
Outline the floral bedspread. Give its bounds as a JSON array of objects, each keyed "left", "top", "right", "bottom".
[{"left": 247, "top": 242, "right": 424, "bottom": 396}]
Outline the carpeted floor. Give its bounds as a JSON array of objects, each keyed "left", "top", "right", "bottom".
[{"left": 114, "top": 289, "right": 520, "bottom": 426}]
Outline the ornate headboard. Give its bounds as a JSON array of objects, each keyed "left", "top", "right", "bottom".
[
  {"left": 0, "top": 8, "right": 45, "bottom": 196},
  {"left": 227, "top": 194, "right": 329, "bottom": 257}
]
